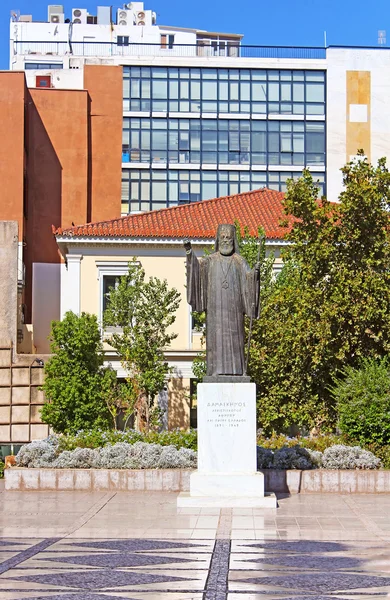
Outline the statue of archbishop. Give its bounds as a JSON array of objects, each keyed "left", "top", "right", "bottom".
[{"left": 184, "top": 224, "right": 260, "bottom": 379}]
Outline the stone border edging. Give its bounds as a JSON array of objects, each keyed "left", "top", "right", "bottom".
[{"left": 5, "top": 467, "right": 390, "bottom": 493}]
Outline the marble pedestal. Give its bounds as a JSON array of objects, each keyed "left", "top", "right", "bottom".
[{"left": 177, "top": 382, "right": 277, "bottom": 508}]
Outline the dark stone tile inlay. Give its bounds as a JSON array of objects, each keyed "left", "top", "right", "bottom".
[
  {"left": 243, "top": 540, "right": 349, "bottom": 553},
  {"left": 0, "top": 538, "right": 59, "bottom": 576},
  {"left": 67, "top": 539, "right": 200, "bottom": 552},
  {"left": 235, "top": 572, "right": 390, "bottom": 592},
  {"left": 43, "top": 552, "right": 193, "bottom": 568},
  {"left": 245, "top": 553, "right": 361, "bottom": 570},
  {"left": 7, "top": 568, "right": 191, "bottom": 590},
  {"left": 18, "top": 595, "right": 136, "bottom": 600},
  {"left": 204, "top": 539, "right": 231, "bottom": 600}
]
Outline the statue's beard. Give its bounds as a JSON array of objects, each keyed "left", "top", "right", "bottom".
[{"left": 219, "top": 243, "right": 233, "bottom": 256}]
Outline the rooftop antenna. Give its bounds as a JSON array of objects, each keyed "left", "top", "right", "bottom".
[
  {"left": 10, "top": 10, "right": 20, "bottom": 21},
  {"left": 378, "top": 30, "right": 386, "bottom": 45},
  {"left": 324, "top": 30, "right": 327, "bottom": 47}
]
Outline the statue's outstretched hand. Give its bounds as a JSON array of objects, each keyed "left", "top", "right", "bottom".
[{"left": 183, "top": 239, "right": 192, "bottom": 254}]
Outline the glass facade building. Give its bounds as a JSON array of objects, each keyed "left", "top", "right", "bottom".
[{"left": 122, "top": 66, "right": 326, "bottom": 213}]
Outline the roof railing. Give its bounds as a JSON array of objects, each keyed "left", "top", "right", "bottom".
[{"left": 13, "top": 41, "right": 327, "bottom": 60}]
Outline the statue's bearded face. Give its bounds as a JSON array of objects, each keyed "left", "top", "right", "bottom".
[{"left": 219, "top": 227, "right": 234, "bottom": 256}]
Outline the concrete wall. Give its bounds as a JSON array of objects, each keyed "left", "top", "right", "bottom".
[
  {"left": 0, "top": 222, "right": 18, "bottom": 348},
  {"left": 0, "top": 221, "right": 49, "bottom": 444}
]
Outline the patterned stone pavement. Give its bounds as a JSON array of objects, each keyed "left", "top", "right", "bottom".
[{"left": 1, "top": 481, "right": 390, "bottom": 599}]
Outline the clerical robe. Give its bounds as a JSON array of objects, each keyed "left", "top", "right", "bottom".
[{"left": 187, "top": 251, "right": 260, "bottom": 377}]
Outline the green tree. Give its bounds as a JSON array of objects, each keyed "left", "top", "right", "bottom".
[
  {"left": 41, "top": 311, "right": 113, "bottom": 433},
  {"left": 103, "top": 259, "right": 181, "bottom": 431},
  {"left": 252, "top": 154, "right": 390, "bottom": 433}
]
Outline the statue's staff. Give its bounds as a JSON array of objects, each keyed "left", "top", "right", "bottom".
[{"left": 245, "top": 237, "right": 263, "bottom": 375}]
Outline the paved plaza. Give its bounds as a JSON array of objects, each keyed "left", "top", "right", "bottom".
[{"left": 1, "top": 481, "right": 390, "bottom": 599}]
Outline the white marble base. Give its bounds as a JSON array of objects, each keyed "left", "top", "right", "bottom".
[
  {"left": 177, "top": 491, "right": 277, "bottom": 508},
  {"left": 177, "top": 382, "right": 276, "bottom": 508},
  {"left": 196, "top": 382, "right": 257, "bottom": 474},
  {"left": 189, "top": 472, "right": 264, "bottom": 497}
]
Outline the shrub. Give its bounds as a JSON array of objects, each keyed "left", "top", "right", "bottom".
[
  {"left": 41, "top": 312, "right": 114, "bottom": 434},
  {"left": 53, "top": 448, "right": 99, "bottom": 469},
  {"left": 364, "top": 443, "right": 390, "bottom": 469},
  {"left": 257, "top": 432, "right": 344, "bottom": 453},
  {"left": 256, "top": 447, "right": 274, "bottom": 469},
  {"left": 56, "top": 428, "right": 197, "bottom": 453},
  {"left": 0, "top": 460, "right": 4, "bottom": 479},
  {"left": 331, "top": 357, "right": 390, "bottom": 446},
  {"left": 16, "top": 440, "right": 197, "bottom": 470},
  {"left": 273, "top": 446, "right": 320, "bottom": 470},
  {"left": 256, "top": 445, "right": 321, "bottom": 469},
  {"left": 16, "top": 440, "right": 57, "bottom": 468},
  {"left": 321, "top": 445, "right": 381, "bottom": 469}
]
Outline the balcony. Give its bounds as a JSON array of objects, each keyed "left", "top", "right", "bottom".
[{"left": 13, "top": 41, "right": 327, "bottom": 60}]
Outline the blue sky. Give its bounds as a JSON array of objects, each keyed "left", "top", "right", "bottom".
[{"left": 1, "top": 0, "right": 390, "bottom": 69}]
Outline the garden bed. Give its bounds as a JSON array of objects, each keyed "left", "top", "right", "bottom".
[{"left": 5, "top": 467, "right": 390, "bottom": 494}]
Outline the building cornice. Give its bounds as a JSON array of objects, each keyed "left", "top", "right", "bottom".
[{"left": 56, "top": 236, "right": 289, "bottom": 247}]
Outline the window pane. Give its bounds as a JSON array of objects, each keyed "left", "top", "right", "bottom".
[
  {"left": 268, "top": 133, "right": 279, "bottom": 152},
  {"left": 281, "top": 133, "right": 292, "bottom": 152},
  {"left": 152, "top": 181, "right": 167, "bottom": 201},
  {"left": 281, "top": 83, "right": 291, "bottom": 101},
  {"left": 141, "top": 79, "right": 150, "bottom": 98},
  {"left": 153, "top": 80, "right": 168, "bottom": 99},
  {"left": 219, "top": 81, "right": 228, "bottom": 100},
  {"left": 169, "top": 80, "right": 178, "bottom": 99},
  {"left": 230, "top": 82, "right": 239, "bottom": 101},
  {"left": 103, "top": 276, "right": 120, "bottom": 312},
  {"left": 268, "top": 83, "right": 280, "bottom": 101},
  {"left": 240, "top": 82, "right": 250, "bottom": 101},
  {"left": 293, "top": 83, "right": 304, "bottom": 102},
  {"left": 252, "top": 132, "right": 266, "bottom": 152},
  {"left": 306, "top": 83, "right": 324, "bottom": 102},
  {"left": 252, "top": 82, "right": 266, "bottom": 101},
  {"left": 293, "top": 133, "right": 304, "bottom": 153},
  {"left": 130, "top": 79, "right": 140, "bottom": 98},
  {"left": 203, "top": 81, "right": 217, "bottom": 100},
  {"left": 191, "top": 81, "right": 200, "bottom": 100}
]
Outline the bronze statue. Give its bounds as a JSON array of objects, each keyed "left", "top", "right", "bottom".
[{"left": 184, "top": 224, "right": 260, "bottom": 380}]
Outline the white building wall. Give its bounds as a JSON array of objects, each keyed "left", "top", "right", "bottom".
[
  {"left": 32, "top": 263, "right": 61, "bottom": 353},
  {"left": 24, "top": 68, "right": 84, "bottom": 89},
  {"left": 60, "top": 255, "right": 82, "bottom": 319},
  {"left": 326, "top": 47, "right": 390, "bottom": 202}
]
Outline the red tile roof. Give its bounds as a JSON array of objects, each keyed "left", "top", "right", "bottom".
[{"left": 54, "top": 188, "right": 291, "bottom": 241}]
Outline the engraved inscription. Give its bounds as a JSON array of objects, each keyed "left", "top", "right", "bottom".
[{"left": 206, "top": 401, "right": 247, "bottom": 428}]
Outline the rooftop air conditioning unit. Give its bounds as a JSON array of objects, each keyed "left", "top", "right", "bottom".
[
  {"left": 117, "top": 9, "right": 132, "bottom": 26},
  {"left": 72, "top": 8, "right": 87, "bottom": 24},
  {"left": 48, "top": 5, "right": 64, "bottom": 22},
  {"left": 50, "top": 13, "right": 65, "bottom": 23}
]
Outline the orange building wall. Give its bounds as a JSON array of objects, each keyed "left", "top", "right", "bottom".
[
  {"left": 0, "top": 72, "right": 26, "bottom": 241},
  {"left": 23, "top": 89, "right": 88, "bottom": 323},
  {"left": 30, "top": 88, "right": 89, "bottom": 235},
  {"left": 84, "top": 65, "right": 123, "bottom": 222}
]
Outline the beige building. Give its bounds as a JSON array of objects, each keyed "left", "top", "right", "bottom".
[{"left": 55, "top": 188, "right": 287, "bottom": 430}]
